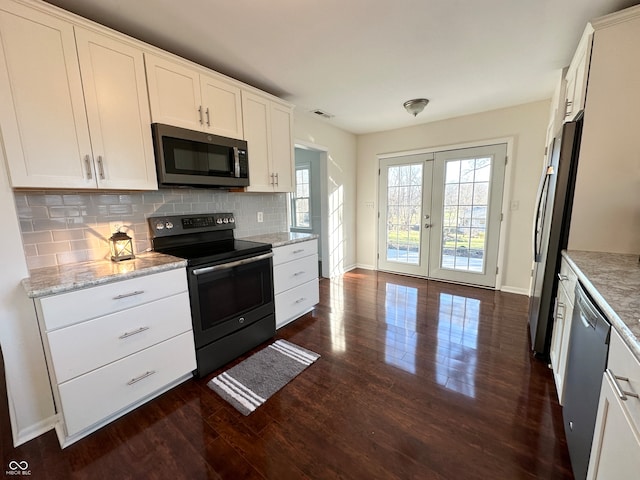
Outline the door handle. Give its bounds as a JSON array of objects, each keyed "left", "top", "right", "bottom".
[{"left": 424, "top": 224, "right": 432, "bottom": 229}]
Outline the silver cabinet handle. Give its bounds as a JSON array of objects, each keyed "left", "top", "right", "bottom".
[
  {"left": 275, "top": 172, "right": 279, "bottom": 186},
  {"left": 84, "top": 155, "right": 92, "bottom": 180},
  {"left": 565, "top": 99, "right": 573, "bottom": 117},
  {"left": 295, "top": 297, "right": 306, "bottom": 304},
  {"left": 198, "top": 105, "right": 203, "bottom": 125},
  {"left": 205, "top": 107, "right": 210, "bottom": 126},
  {"left": 97, "top": 155, "right": 105, "bottom": 179},
  {"left": 292, "top": 249, "right": 304, "bottom": 254},
  {"left": 293, "top": 271, "right": 306, "bottom": 276},
  {"left": 118, "top": 326, "right": 150, "bottom": 340},
  {"left": 127, "top": 370, "right": 156, "bottom": 386},
  {"left": 606, "top": 369, "right": 639, "bottom": 401},
  {"left": 192, "top": 252, "right": 273, "bottom": 276},
  {"left": 558, "top": 273, "right": 569, "bottom": 281},
  {"left": 270, "top": 173, "right": 275, "bottom": 185},
  {"left": 556, "top": 302, "right": 565, "bottom": 319},
  {"left": 113, "top": 290, "right": 145, "bottom": 300}
]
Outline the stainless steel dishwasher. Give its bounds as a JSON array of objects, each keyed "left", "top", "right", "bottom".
[{"left": 562, "top": 281, "right": 611, "bottom": 480}]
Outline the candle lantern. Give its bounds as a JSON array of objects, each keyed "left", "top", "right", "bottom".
[{"left": 109, "top": 230, "right": 135, "bottom": 262}]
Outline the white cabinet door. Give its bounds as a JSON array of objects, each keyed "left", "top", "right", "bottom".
[
  {"left": 0, "top": 2, "right": 94, "bottom": 188},
  {"left": 200, "top": 73, "right": 243, "bottom": 139},
  {"left": 75, "top": 27, "right": 157, "bottom": 190},
  {"left": 242, "top": 90, "right": 273, "bottom": 191},
  {"left": 270, "top": 101, "right": 294, "bottom": 192},
  {"left": 587, "top": 373, "right": 640, "bottom": 479},
  {"left": 145, "top": 53, "right": 202, "bottom": 131},
  {"left": 242, "top": 90, "right": 294, "bottom": 192},
  {"left": 550, "top": 283, "right": 574, "bottom": 405},
  {"left": 564, "top": 26, "right": 593, "bottom": 122}
]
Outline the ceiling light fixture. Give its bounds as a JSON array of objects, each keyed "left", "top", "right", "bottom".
[{"left": 403, "top": 98, "right": 429, "bottom": 117}]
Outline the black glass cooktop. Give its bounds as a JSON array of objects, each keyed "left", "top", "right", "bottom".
[{"left": 158, "top": 239, "right": 271, "bottom": 267}]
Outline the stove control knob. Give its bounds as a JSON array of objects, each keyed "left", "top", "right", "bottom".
[
  {"left": 216, "top": 218, "right": 223, "bottom": 225},
  {"left": 223, "top": 218, "right": 229, "bottom": 224},
  {"left": 165, "top": 222, "right": 173, "bottom": 229},
  {"left": 155, "top": 222, "right": 164, "bottom": 230},
  {"left": 229, "top": 217, "right": 235, "bottom": 223}
]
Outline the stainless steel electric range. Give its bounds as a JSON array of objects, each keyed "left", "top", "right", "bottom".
[{"left": 148, "top": 213, "right": 275, "bottom": 378}]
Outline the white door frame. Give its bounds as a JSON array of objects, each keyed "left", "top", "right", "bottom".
[
  {"left": 376, "top": 137, "right": 514, "bottom": 290},
  {"left": 294, "top": 139, "right": 330, "bottom": 278}
]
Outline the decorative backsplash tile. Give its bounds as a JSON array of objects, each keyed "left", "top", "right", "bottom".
[{"left": 15, "top": 188, "right": 288, "bottom": 270}]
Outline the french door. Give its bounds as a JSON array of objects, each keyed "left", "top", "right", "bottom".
[
  {"left": 377, "top": 144, "right": 507, "bottom": 288},
  {"left": 378, "top": 154, "right": 433, "bottom": 277}
]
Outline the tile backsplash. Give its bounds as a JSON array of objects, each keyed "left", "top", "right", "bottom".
[{"left": 15, "top": 188, "right": 288, "bottom": 270}]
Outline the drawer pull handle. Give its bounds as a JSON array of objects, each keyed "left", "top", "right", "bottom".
[
  {"left": 295, "top": 297, "right": 306, "bottom": 304},
  {"left": 127, "top": 370, "right": 156, "bottom": 386},
  {"left": 292, "top": 249, "right": 304, "bottom": 254},
  {"left": 557, "top": 273, "right": 569, "bottom": 281},
  {"left": 293, "top": 271, "right": 306, "bottom": 276},
  {"left": 606, "top": 369, "right": 639, "bottom": 401},
  {"left": 118, "top": 326, "right": 150, "bottom": 340},
  {"left": 113, "top": 290, "right": 145, "bottom": 300}
]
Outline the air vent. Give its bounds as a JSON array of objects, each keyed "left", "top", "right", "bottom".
[{"left": 312, "top": 109, "right": 334, "bottom": 119}]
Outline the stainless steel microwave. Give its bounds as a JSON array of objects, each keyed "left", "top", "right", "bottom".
[{"left": 151, "top": 123, "right": 249, "bottom": 188}]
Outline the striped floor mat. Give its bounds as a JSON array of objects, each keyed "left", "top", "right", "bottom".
[{"left": 207, "top": 339, "right": 320, "bottom": 415}]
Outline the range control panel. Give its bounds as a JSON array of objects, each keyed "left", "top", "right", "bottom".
[{"left": 148, "top": 213, "right": 235, "bottom": 237}]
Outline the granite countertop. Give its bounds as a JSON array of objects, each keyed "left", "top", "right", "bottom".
[
  {"left": 563, "top": 250, "right": 640, "bottom": 361},
  {"left": 22, "top": 252, "right": 187, "bottom": 298},
  {"left": 241, "top": 232, "right": 318, "bottom": 248}
]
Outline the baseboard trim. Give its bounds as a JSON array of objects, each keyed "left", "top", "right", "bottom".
[
  {"left": 14, "top": 415, "right": 56, "bottom": 447},
  {"left": 500, "top": 285, "right": 530, "bottom": 296}
]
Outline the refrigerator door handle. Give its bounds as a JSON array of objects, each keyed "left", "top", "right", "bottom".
[{"left": 532, "top": 171, "right": 550, "bottom": 261}]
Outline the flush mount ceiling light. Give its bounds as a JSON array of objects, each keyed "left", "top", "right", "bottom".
[{"left": 403, "top": 98, "right": 429, "bottom": 117}]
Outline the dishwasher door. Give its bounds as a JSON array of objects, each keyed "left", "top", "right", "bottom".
[{"left": 562, "top": 282, "right": 611, "bottom": 480}]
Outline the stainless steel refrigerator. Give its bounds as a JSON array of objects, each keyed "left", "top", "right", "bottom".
[{"left": 528, "top": 113, "right": 584, "bottom": 358}]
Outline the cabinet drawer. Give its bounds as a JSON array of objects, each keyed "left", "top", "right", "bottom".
[
  {"left": 47, "top": 292, "right": 192, "bottom": 383},
  {"left": 273, "top": 239, "right": 317, "bottom": 266},
  {"left": 273, "top": 254, "right": 318, "bottom": 295},
  {"left": 58, "top": 331, "right": 196, "bottom": 437},
  {"left": 39, "top": 268, "right": 187, "bottom": 330},
  {"left": 558, "top": 258, "right": 578, "bottom": 304},
  {"left": 275, "top": 278, "right": 319, "bottom": 329}
]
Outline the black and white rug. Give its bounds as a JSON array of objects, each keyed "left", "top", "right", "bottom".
[{"left": 207, "top": 339, "right": 320, "bottom": 415}]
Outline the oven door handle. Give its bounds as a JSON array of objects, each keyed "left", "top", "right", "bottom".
[{"left": 191, "top": 251, "right": 274, "bottom": 276}]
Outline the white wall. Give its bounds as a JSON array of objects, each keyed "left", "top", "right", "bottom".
[
  {"left": 356, "top": 100, "right": 550, "bottom": 294},
  {"left": 293, "top": 111, "right": 358, "bottom": 275},
  {"left": 0, "top": 145, "right": 56, "bottom": 446}
]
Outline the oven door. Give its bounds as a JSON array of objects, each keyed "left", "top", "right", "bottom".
[{"left": 188, "top": 252, "right": 274, "bottom": 348}]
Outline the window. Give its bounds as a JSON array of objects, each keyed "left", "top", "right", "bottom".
[{"left": 291, "top": 164, "right": 311, "bottom": 228}]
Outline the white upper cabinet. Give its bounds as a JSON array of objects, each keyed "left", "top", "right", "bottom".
[
  {"left": 145, "top": 53, "right": 244, "bottom": 139},
  {"left": 242, "top": 90, "right": 294, "bottom": 192},
  {"left": 75, "top": 28, "right": 157, "bottom": 190},
  {"left": 563, "top": 25, "right": 594, "bottom": 122},
  {"left": 0, "top": 2, "right": 92, "bottom": 188},
  {"left": 0, "top": 0, "right": 157, "bottom": 190}
]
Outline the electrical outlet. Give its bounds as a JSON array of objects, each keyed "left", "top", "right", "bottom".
[
  {"left": 257, "top": 212, "right": 264, "bottom": 223},
  {"left": 109, "top": 221, "right": 123, "bottom": 233}
]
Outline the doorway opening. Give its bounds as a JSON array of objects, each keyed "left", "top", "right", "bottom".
[{"left": 292, "top": 143, "right": 329, "bottom": 278}]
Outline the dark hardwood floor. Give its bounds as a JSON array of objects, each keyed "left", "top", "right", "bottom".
[{"left": 1, "top": 269, "right": 574, "bottom": 479}]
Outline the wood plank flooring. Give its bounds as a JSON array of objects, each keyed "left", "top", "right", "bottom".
[{"left": 1, "top": 269, "right": 574, "bottom": 479}]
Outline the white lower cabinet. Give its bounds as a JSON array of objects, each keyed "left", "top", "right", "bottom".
[
  {"left": 273, "top": 239, "right": 319, "bottom": 329},
  {"left": 587, "top": 330, "right": 640, "bottom": 479},
  {"left": 34, "top": 268, "right": 196, "bottom": 447},
  {"left": 550, "top": 256, "right": 578, "bottom": 404}
]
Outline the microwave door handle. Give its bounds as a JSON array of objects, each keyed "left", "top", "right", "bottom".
[{"left": 233, "top": 147, "right": 240, "bottom": 178}]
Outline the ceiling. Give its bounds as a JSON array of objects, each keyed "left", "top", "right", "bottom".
[{"left": 45, "top": 0, "right": 639, "bottom": 135}]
